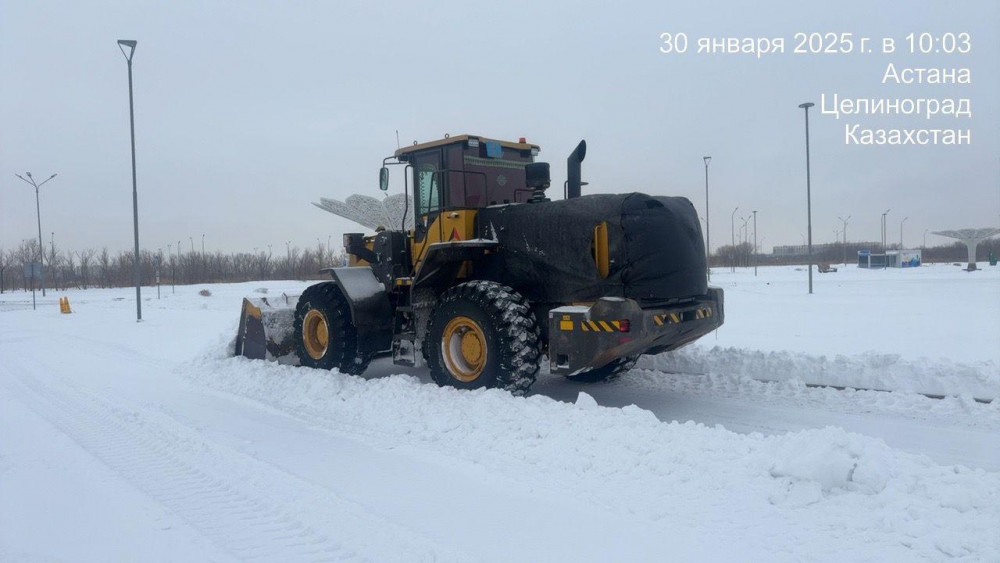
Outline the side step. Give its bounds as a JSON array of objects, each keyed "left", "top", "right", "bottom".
[{"left": 392, "top": 332, "right": 418, "bottom": 367}]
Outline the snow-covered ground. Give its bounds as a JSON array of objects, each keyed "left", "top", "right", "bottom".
[{"left": 1, "top": 264, "right": 998, "bottom": 561}]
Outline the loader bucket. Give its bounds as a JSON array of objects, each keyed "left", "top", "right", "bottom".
[{"left": 234, "top": 294, "right": 299, "bottom": 361}]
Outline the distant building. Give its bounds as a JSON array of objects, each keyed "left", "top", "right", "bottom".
[
  {"left": 858, "top": 249, "right": 922, "bottom": 268},
  {"left": 772, "top": 242, "right": 879, "bottom": 257},
  {"left": 773, "top": 244, "right": 826, "bottom": 256}
]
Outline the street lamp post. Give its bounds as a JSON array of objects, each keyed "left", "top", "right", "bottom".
[
  {"left": 838, "top": 215, "right": 851, "bottom": 266},
  {"left": 168, "top": 243, "right": 175, "bottom": 293},
  {"left": 15, "top": 171, "right": 57, "bottom": 297},
  {"left": 50, "top": 231, "right": 56, "bottom": 291},
  {"left": 156, "top": 248, "right": 162, "bottom": 299},
  {"left": 752, "top": 210, "right": 758, "bottom": 277},
  {"left": 900, "top": 217, "right": 909, "bottom": 249},
  {"left": 730, "top": 206, "right": 739, "bottom": 272},
  {"left": 881, "top": 209, "right": 891, "bottom": 253},
  {"left": 798, "top": 102, "right": 815, "bottom": 294},
  {"left": 703, "top": 156, "right": 712, "bottom": 279},
  {"left": 118, "top": 38, "right": 141, "bottom": 321},
  {"left": 741, "top": 216, "right": 750, "bottom": 267}
]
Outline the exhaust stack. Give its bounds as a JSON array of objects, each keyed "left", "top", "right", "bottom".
[{"left": 566, "top": 140, "right": 587, "bottom": 199}]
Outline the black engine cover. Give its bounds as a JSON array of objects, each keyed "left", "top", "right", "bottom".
[{"left": 475, "top": 193, "right": 707, "bottom": 306}]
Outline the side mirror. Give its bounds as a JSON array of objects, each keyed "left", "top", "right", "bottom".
[{"left": 379, "top": 167, "right": 389, "bottom": 191}]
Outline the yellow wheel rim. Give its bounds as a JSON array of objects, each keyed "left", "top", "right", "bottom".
[
  {"left": 302, "top": 309, "right": 330, "bottom": 360},
  {"left": 441, "top": 316, "right": 487, "bottom": 382}
]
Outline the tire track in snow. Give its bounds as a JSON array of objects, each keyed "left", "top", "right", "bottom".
[
  {"left": 1, "top": 355, "right": 463, "bottom": 562},
  {"left": 2, "top": 372, "right": 351, "bottom": 562}
]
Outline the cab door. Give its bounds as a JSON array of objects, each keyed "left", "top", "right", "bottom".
[{"left": 410, "top": 148, "right": 445, "bottom": 271}]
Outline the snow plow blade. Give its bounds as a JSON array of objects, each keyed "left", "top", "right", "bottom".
[{"left": 234, "top": 295, "right": 299, "bottom": 361}]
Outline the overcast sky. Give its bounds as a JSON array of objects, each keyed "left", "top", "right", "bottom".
[{"left": 2, "top": 0, "right": 997, "bottom": 256}]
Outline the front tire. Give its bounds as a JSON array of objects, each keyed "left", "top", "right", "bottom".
[
  {"left": 426, "top": 281, "right": 541, "bottom": 396},
  {"left": 293, "top": 282, "right": 370, "bottom": 375}
]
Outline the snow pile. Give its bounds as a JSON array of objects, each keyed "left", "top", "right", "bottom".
[
  {"left": 188, "top": 355, "right": 1000, "bottom": 560},
  {"left": 3, "top": 269, "right": 999, "bottom": 561},
  {"left": 706, "top": 263, "right": 999, "bottom": 366},
  {"left": 641, "top": 346, "right": 1000, "bottom": 401}
]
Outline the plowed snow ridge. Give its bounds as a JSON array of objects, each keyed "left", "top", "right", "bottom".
[{"left": 185, "top": 343, "right": 1000, "bottom": 561}]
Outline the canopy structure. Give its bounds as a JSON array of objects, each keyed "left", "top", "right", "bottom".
[
  {"left": 932, "top": 228, "right": 1000, "bottom": 271},
  {"left": 312, "top": 193, "right": 414, "bottom": 231}
]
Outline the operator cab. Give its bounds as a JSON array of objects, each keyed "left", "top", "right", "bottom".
[{"left": 397, "top": 135, "right": 540, "bottom": 211}]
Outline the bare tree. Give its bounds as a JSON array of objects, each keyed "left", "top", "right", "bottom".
[
  {"left": 63, "top": 251, "right": 78, "bottom": 288},
  {"left": 0, "top": 248, "right": 8, "bottom": 293},
  {"left": 78, "top": 249, "right": 95, "bottom": 289},
  {"left": 98, "top": 247, "right": 111, "bottom": 288}
]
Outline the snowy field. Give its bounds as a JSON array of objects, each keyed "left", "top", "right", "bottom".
[{"left": 1, "top": 264, "right": 998, "bottom": 561}]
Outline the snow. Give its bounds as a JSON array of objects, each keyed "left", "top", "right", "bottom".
[
  {"left": 704, "top": 262, "right": 998, "bottom": 365},
  {"left": 550, "top": 305, "right": 591, "bottom": 313},
  {"left": 2, "top": 264, "right": 999, "bottom": 561},
  {"left": 644, "top": 347, "right": 999, "bottom": 401}
]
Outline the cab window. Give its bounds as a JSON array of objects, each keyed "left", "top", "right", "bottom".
[
  {"left": 417, "top": 162, "right": 440, "bottom": 215},
  {"left": 412, "top": 149, "right": 444, "bottom": 217}
]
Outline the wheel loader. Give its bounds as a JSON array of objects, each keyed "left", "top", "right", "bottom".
[{"left": 235, "top": 135, "right": 724, "bottom": 395}]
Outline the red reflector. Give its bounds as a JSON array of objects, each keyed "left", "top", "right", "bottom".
[{"left": 618, "top": 319, "right": 630, "bottom": 332}]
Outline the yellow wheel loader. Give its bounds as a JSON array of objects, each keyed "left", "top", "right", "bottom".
[{"left": 236, "top": 135, "right": 724, "bottom": 395}]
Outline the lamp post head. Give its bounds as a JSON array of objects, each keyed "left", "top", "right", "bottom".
[
  {"left": 799, "top": 102, "right": 815, "bottom": 109},
  {"left": 25, "top": 171, "right": 32, "bottom": 178},
  {"left": 117, "top": 39, "right": 137, "bottom": 61},
  {"left": 703, "top": 156, "right": 711, "bottom": 166}
]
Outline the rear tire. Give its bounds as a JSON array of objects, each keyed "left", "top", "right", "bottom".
[
  {"left": 293, "top": 282, "right": 370, "bottom": 375},
  {"left": 426, "top": 281, "right": 541, "bottom": 396},
  {"left": 564, "top": 355, "right": 639, "bottom": 383}
]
